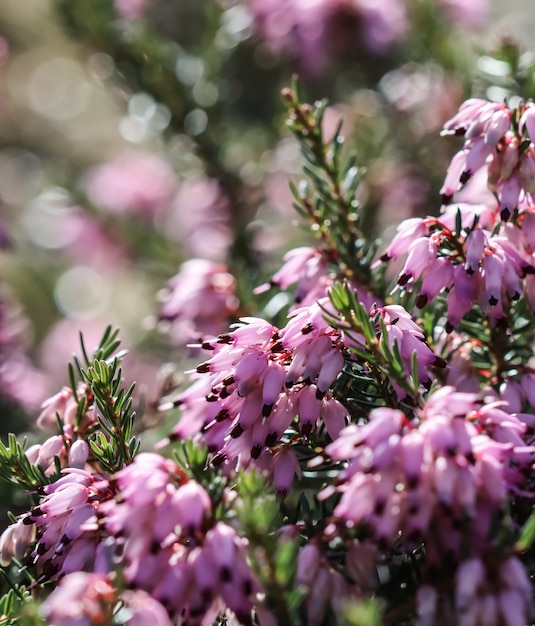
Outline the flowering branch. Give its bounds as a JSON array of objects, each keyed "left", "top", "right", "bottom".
[{"left": 282, "top": 84, "right": 381, "bottom": 297}]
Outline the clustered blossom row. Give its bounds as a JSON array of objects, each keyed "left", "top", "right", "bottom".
[
  {"left": 380, "top": 202, "right": 535, "bottom": 327},
  {"left": 159, "top": 246, "right": 378, "bottom": 344},
  {"left": 322, "top": 386, "right": 535, "bottom": 625},
  {"left": 163, "top": 296, "right": 443, "bottom": 492},
  {"left": 2, "top": 453, "right": 262, "bottom": 625},
  {"left": 441, "top": 99, "right": 535, "bottom": 220}
]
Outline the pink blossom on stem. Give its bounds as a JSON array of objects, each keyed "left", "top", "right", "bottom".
[
  {"left": 41, "top": 572, "right": 116, "bottom": 626},
  {"left": 324, "top": 386, "right": 535, "bottom": 557},
  {"left": 158, "top": 259, "right": 239, "bottom": 344},
  {"left": 441, "top": 99, "right": 535, "bottom": 219},
  {"left": 380, "top": 203, "right": 535, "bottom": 326},
  {"left": 244, "top": 0, "right": 407, "bottom": 75},
  {"left": 161, "top": 300, "right": 351, "bottom": 485},
  {"left": 101, "top": 454, "right": 261, "bottom": 624},
  {"left": 256, "top": 245, "right": 377, "bottom": 310},
  {"left": 28, "top": 470, "right": 113, "bottom": 582}
]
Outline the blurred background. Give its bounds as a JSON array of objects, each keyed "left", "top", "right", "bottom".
[{"left": 0, "top": 0, "right": 533, "bottom": 445}]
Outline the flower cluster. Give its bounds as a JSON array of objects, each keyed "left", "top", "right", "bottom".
[
  {"left": 22, "top": 383, "right": 96, "bottom": 475},
  {"left": 324, "top": 385, "right": 534, "bottom": 623},
  {"left": 441, "top": 99, "right": 535, "bottom": 220},
  {"left": 164, "top": 301, "right": 348, "bottom": 492},
  {"left": 42, "top": 571, "right": 175, "bottom": 626},
  {"left": 380, "top": 201, "right": 535, "bottom": 327},
  {"left": 244, "top": 0, "right": 408, "bottom": 75},
  {"left": 256, "top": 245, "right": 377, "bottom": 311},
  {"left": 165, "top": 295, "right": 445, "bottom": 492},
  {"left": 294, "top": 539, "right": 377, "bottom": 626},
  {"left": 417, "top": 556, "right": 532, "bottom": 626},
  {"left": 327, "top": 387, "right": 534, "bottom": 546},
  {"left": 158, "top": 259, "right": 240, "bottom": 343},
  {"left": 100, "top": 453, "right": 261, "bottom": 624},
  {"left": 27, "top": 469, "right": 113, "bottom": 582}
]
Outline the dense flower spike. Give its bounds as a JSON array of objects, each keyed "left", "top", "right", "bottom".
[
  {"left": 27, "top": 470, "right": 113, "bottom": 582},
  {"left": 163, "top": 302, "right": 349, "bottom": 486},
  {"left": 380, "top": 202, "right": 535, "bottom": 326},
  {"left": 164, "top": 296, "right": 445, "bottom": 488},
  {"left": 100, "top": 453, "right": 261, "bottom": 624},
  {"left": 325, "top": 387, "right": 535, "bottom": 558},
  {"left": 255, "top": 246, "right": 378, "bottom": 310},
  {"left": 441, "top": 99, "right": 535, "bottom": 220}
]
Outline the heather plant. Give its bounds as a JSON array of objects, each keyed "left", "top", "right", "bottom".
[{"left": 3, "top": 1, "right": 535, "bottom": 625}]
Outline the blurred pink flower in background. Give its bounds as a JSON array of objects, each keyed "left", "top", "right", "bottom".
[
  {"left": 0, "top": 355, "right": 49, "bottom": 412},
  {"left": 84, "top": 151, "right": 177, "bottom": 219},
  {"left": 369, "top": 162, "right": 429, "bottom": 226},
  {"left": 114, "top": 0, "right": 151, "bottom": 20},
  {"left": 38, "top": 316, "right": 160, "bottom": 409},
  {"left": 159, "top": 178, "right": 232, "bottom": 261},
  {"left": 38, "top": 318, "right": 111, "bottom": 387},
  {"left": 380, "top": 64, "right": 462, "bottom": 134},
  {"left": 158, "top": 259, "right": 239, "bottom": 344},
  {"left": 438, "top": 0, "right": 489, "bottom": 25},
  {"left": 245, "top": 0, "right": 407, "bottom": 74},
  {"left": 42, "top": 572, "right": 116, "bottom": 626},
  {"left": 0, "top": 291, "right": 48, "bottom": 411},
  {"left": 61, "top": 211, "right": 129, "bottom": 270}
]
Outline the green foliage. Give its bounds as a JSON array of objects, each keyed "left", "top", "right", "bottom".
[
  {"left": 340, "top": 599, "right": 383, "bottom": 626},
  {"left": 327, "top": 283, "right": 421, "bottom": 406},
  {"left": 234, "top": 469, "right": 304, "bottom": 625},
  {"left": 0, "top": 435, "right": 49, "bottom": 493},
  {"left": 71, "top": 327, "right": 140, "bottom": 473},
  {"left": 0, "top": 584, "right": 44, "bottom": 626},
  {"left": 283, "top": 84, "right": 381, "bottom": 297}
]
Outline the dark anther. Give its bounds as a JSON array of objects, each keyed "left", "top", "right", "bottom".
[
  {"left": 262, "top": 403, "right": 273, "bottom": 417},
  {"left": 230, "top": 423, "right": 244, "bottom": 438}
]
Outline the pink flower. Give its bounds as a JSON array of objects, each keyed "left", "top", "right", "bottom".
[
  {"left": 256, "top": 245, "right": 377, "bottom": 310},
  {"left": 294, "top": 539, "right": 359, "bottom": 626},
  {"left": 244, "top": 0, "right": 407, "bottom": 76},
  {"left": 159, "top": 177, "right": 232, "bottom": 261},
  {"left": 163, "top": 301, "right": 349, "bottom": 487},
  {"left": 158, "top": 259, "right": 239, "bottom": 344},
  {"left": 0, "top": 519, "right": 36, "bottom": 566},
  {"left": 41, "top": 572, "right": 116, "bottom": 626},
  {"left": 37, "top": 383, "right": 96, "bottom": 434},
  {"left": 84, "top": 151, "right": 176, "bottom": 218},
  {"left": 28, "top": 470, "right": 113, "bottom": 582},
  {"left": 324, "top": 387, "right": 535, "bottom": 557},
  {"left": 101, "top": 454, "right": 260, "bottom": 623},
  {"left": 441, "top": 99, "right": 535, "bottom": 219},
  {"left": 380, "top": 204, "right": 535, "bottom": 326}
]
